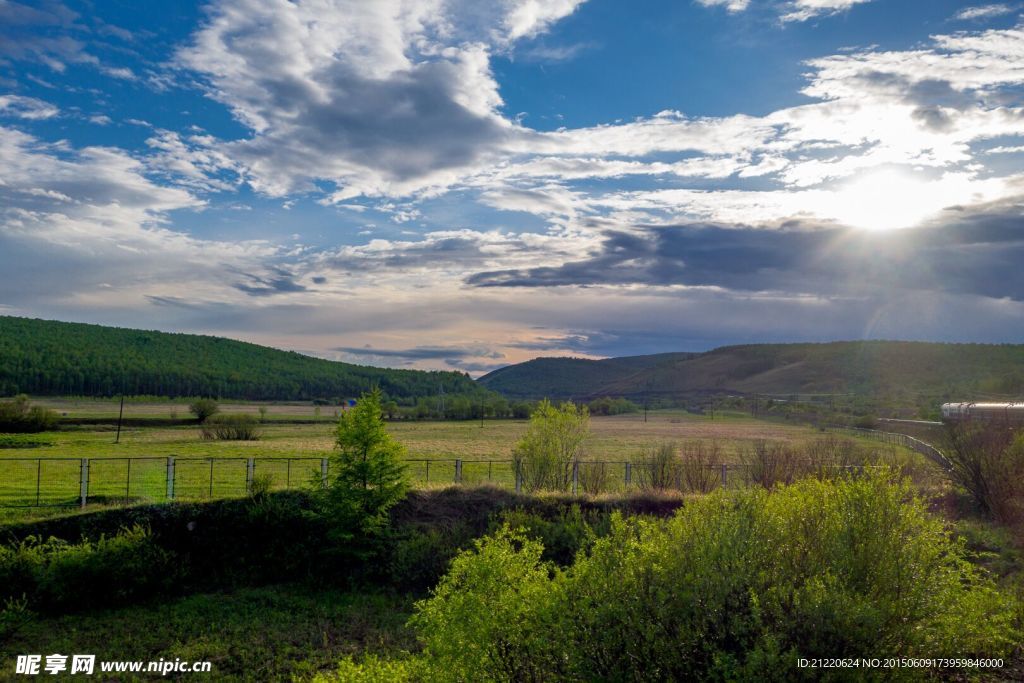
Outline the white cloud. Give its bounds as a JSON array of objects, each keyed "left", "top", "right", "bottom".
[
  {"left": 780, "top": 0, "right": 875, "bottom": 23},
  {"left": 177, "top": 0, "right": 539, "bottom": 200},
  {"left": 694, "top": 0, "right": 751, "bottom": 12},
  {"left": 0, "top": 126, "right": 286, "bottom": 310},
  {"left": 0, "top": 94, "right": 59, "bottom": 120},
  {"left": 694, "top": 0, "right": 876, "bottom": 22},
  {"left": 954, "top": 4, "right": 1016, "bottom": 21},
  {"left": 100, "top": 65, "right": 137, "bottom": 80}
]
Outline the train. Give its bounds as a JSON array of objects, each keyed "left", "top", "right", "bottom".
[{"left": 941, "top": 402, "right": 1024, "bottom": 424}]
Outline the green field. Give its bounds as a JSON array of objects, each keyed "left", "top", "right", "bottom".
[{"left": 0, "top": 409, "right": 930, "bottom": 518}]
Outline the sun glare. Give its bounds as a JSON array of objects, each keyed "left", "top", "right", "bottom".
[{"left": 828, "top": 169, "right": 943, "bottom": 231}]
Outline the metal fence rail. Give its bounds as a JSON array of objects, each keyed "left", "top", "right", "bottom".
[
  {"left": 0, "top": 455, "right": 898, "bottom": 509},
  {"left": 828, "top": 426, "right": 952, "bottom": 471}
]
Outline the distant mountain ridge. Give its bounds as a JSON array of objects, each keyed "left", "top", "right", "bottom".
[
  {"left": 478, "top": 341, "right": 1024, "bottom": 401},
  {"left": 0, "top": 316, "right": 485, "bottom": 401}
]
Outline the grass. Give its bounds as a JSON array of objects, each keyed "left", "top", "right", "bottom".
[
  {"left": 0, "top": 410, "right": 928, "bottom": 519},
  {"left": 0, "top": 586, "right": 416, "bottom": 683},
  {"left": 35, "top": 398, "right": 337, "bottom": 422}
]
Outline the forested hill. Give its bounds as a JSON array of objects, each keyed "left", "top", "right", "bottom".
[
  {"left": 477, "top": 352, "right": 698, "bottom": 399},
  {"left": 0, "top": 316, "right": 484, "bottom": 401},
  {"left": 479, "top": 341, "right": 1024, "bottom": 401}
]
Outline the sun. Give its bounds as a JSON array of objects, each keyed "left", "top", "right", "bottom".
[{"left": 828, "top": 169, "right": 944, "bottom": 231}]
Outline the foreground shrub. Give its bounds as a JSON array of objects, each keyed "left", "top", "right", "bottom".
[
  {"left": 0, "top": 395, "right": 58, "bottom": 433},
  {"left": 0, "top": 526, "right": 180, "bottom": 613},
  {"left": 397, "top": 473, "right": 1019, "bottom": 681},
  {"left": 199, "top": 413, "right": 262, "bottom": 440}
]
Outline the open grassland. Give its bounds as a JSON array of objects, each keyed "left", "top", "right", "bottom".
[
  {"left": 4, "top": 409, "right": 874, "bottom": 460},
  {"left": 34, "top": 398, "right": 334, "bottom": 421},
  {"left": 0, "top": 410, "right": 929, "bottom": 517}
]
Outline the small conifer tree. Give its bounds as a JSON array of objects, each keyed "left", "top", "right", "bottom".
[{"left": 325, "top": 387, "right": 408, "bottom": 542}]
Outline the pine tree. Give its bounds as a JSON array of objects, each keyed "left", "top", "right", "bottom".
[{"left": 325, "top": 388, "right": 408, "bottom": 542}]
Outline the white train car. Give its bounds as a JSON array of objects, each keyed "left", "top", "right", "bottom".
[{"left": 941, "top": 402, "right": 1024, "bottom": 424}]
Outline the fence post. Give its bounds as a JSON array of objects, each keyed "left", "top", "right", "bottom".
[
  {"left": 35, "top": 459, "right": 42, "bottom": 507},
  {"left": 455, "top": 459, "right": 462, "bottom": 484},
  {"left": 515, "top": 462, "right": 522, "bottom": 493},
  {"left": 246, "top": 458, "right": 255, "bottom": 493},
  {"left": 624, "top": 461, "right": 632, "bottom": 487},
  {"left": 320, "top": 458, "right": 329, "bottom": 489},
  {"left": 166, "top": 457, "right": 175, "bottom": 501},
  {"left": 572, "top": 461, "right": 579, "bottom": 495},
  {"left": 721, "top": 463, "right": 728, "bottom": 488},
  {"left": 79, "top": 458, "right": 89, "bottom": 508}
]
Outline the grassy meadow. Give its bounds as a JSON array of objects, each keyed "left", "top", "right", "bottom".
[{"left": 0, "top": 406, "right": 929, "bottom": 519}]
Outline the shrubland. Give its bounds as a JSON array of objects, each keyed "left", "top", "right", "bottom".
[{"left": 335, "top": 473, "right": 1021, "bottom": 682}]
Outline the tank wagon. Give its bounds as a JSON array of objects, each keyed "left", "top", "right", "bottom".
[{"left": 941, "top": 402, "right": 1024, "bottom": 424}]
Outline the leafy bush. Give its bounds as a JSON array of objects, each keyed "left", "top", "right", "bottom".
[
  {"left": 586, "top": 396, "right": 639, "bottom": 416},
  {"left": 0, "top": 395, "right": 58, "bottom": 433},
  {"left": 200, "top": 413, "right": 262, "bottom": 440},
  {"left": 188, "top": 398, "right": 220, "bottom": 423},
  {"left": 512, "top": 400, "right": 589, "bottom": 492},
  {"left": 403, "top": 473, "right": 1020, "bottom": 681},
  {"left": 493, "top": 505, "right": 601, "bottom": 566},
  {"left": 0, "top": 526, "right": 181, "bottom": 613}
]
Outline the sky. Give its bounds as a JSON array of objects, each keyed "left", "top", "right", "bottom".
[{"left": 1, "top": 0, "right": 1023, "bottom": 375}]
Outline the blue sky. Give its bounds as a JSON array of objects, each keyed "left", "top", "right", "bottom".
[{"left": 2, "top": 0, "right": 1023, "bottom": 374}]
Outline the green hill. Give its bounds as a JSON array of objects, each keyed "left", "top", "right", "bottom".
[
  {"left": 479, "top": 341, "right": 1024, "bottom": 403},
  {"left": 477, "top": 352, "right": 697, "bottom": 399},
  {"left": 0, "top": 316, "right": 485, "bottom": 401}
]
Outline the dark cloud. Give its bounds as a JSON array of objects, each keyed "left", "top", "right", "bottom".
[
  {"left": 233, "top": 267, "right": 308, "bottom": 297},
  {"left": 336, "top": 345, "right": 504, "bottom": 360},
  {"left": 320, "top": 233, "right": 542, "bottom": 274},
  {"left": 466, "top": 201, "right": 1024, "bottom": 301}
]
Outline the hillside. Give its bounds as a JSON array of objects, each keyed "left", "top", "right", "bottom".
[
  {"left": 477, "top": 352, "right": 698, "bottom": 399},
  {"left": 0, "top": 316, "right": 485, "bottom": 401},
  {"left": 479, "top": 341, "right": 1024, "bottom": 402}
]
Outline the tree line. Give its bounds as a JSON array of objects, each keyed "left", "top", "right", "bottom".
[{"left": 0, "top": 316, "right": 490, "bottom": 402}]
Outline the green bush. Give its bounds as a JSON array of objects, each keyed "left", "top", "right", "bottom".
[
  {"left": 493, "top": 505, "right": 602, "bottom": 566},
  {"left": 0, "top": 395, "right": 58, "bottom": 433},
  {"left": 404, "top": 473, "right": 1020, "bottom": 681},
  {"left": 188, "top": 397, "right": 220, "bottom": 423},
  {"left": 0, "top": 526, "right": 181, "bottom": 613},
  {"left": 512, "top": 400, "right": 589, "bottom": 492},
  {"left": 200, "top": 413, "right": 261, "bottom": 440}
]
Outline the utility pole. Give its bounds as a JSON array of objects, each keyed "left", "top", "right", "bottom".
[{"left": 115, "top": 394, "right": 125, "bottom": 444}]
